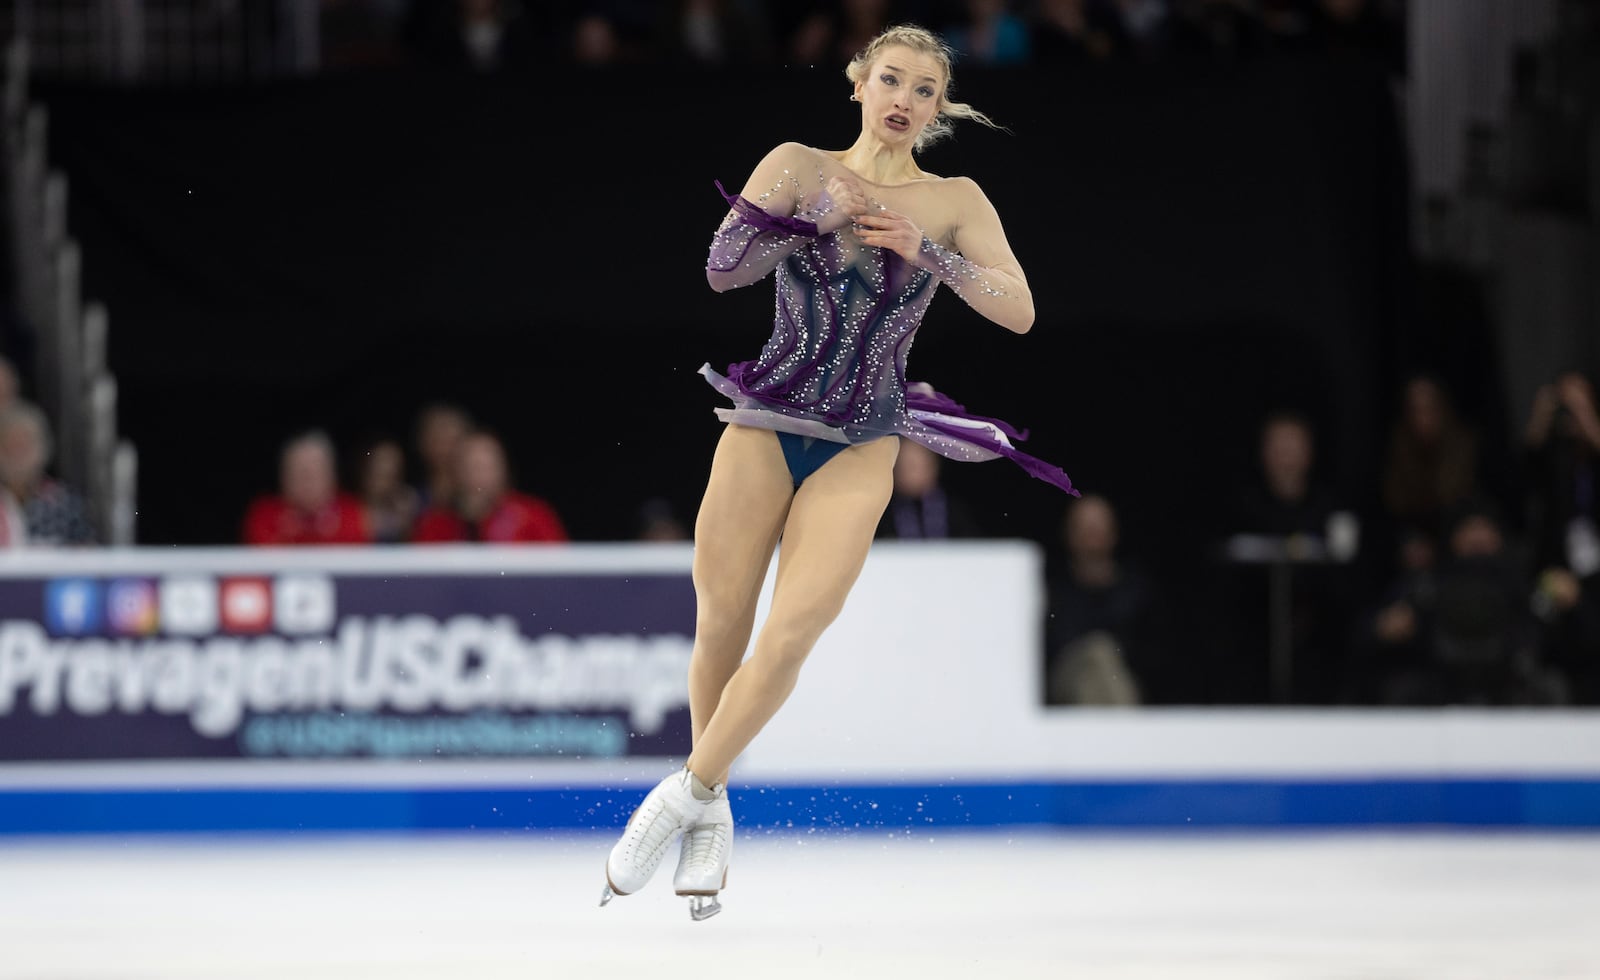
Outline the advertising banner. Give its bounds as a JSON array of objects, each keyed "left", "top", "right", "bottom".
[{"left": 0, "top": 551, "right": 696, "bottom": 761}]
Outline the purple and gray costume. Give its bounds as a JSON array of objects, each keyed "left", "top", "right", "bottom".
[{"left": 700, "top": 159, "right": 1077, "bottom": 495}]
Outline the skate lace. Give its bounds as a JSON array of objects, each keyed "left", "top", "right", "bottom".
[
  {"left": 623, "top": 800, "right": 683, "bottom": 867},
  {"left": 682, "top": 822, "right": 730, "bottom": 872}
]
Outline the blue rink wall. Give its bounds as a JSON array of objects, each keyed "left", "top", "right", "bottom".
[
  {"left": 2, "top": 546, "right": 1599, "bottom": 835},
  {"left": 3, "top": 777, "right": 1600, "bottom": 835}
]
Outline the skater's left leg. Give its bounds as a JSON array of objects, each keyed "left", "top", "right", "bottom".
[{"left": 684, "top": 435, "right": 898, "bottom": 785}]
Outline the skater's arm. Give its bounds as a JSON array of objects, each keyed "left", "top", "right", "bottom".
[
  {"left": 706, "top": 143, "right": 853, "bottom": 292},
  {"left": 858, "top": 178, "right": 1034, "bottom": 334}
]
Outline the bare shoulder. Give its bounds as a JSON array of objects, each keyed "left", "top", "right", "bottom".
[{"left": 944, "top": 175, "right": 993, "bottom": 207}]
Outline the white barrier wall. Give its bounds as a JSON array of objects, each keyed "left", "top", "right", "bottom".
[{"left": 1, "top": 544, "right": 1597, "bottom": 831}]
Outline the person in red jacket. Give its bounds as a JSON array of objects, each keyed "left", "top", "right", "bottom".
[
  {"left": 412, "top": 430, "right": 567, "bottom": 543},
  {"left": 242, "top": 431, "right": 370, "bottom": 545}
]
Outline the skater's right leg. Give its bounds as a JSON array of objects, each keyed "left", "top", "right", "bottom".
[
  {"left": 687, "top": 424, "right": 795, "bottom": 783},
  {"left": 602, "top": 425, "right": 792, "bottom": 908}
]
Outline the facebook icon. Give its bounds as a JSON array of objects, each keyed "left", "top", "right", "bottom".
[{"left": 44, "top": 579, "right": 104, "bottom": 636}]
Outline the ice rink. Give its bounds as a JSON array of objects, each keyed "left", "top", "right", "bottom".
[{"left": 5, "top": 831, "right": 1598, "bottom": 980}]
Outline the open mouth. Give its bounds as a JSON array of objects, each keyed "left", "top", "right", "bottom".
[{"left": 885, "top": 114, "right": 910, "bottom": 132}]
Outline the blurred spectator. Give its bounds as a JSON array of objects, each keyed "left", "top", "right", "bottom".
[
  {"left": 1305, "top": 0, "right": 1402, "bottom": 70},
  {"left": 637, "top": 496, "right": 691, "bottom": 541},
  {"left": 946, "top": 0, "right": 1031, "bottom": 65},
  {"left": 1345, "top": 525, "right": 1438, "bottom": 703},
  {"left": 0, "top": 401, "right": 97, "bottom": 547},
  {"left": 404, "top": 0, "right": 549, "bottom": 70},
  {"left": 1224, "top": 410, "right": 1352, "bottom": 702},
  {"left": 671, "top": 0, "right": 774, "bottom": 64},
  {"left": 0, "top": 355, "right": 18, "bottom": 412},
  {"left": 570, "top": 1, "right": 663, "bottom": 64},
  {"left": 1523, "top": 371, "right": 1600, "bottom": 577},
  {"left": 1381, "top": 375, "right": 1479, "bottom": 540},
  {"left": 1234, "top": 411, "right": 1339, "bottom": 537},
  {"left": 415, "top": 402, "right": 473, "bottom": 509},
  {"left": 573, "top": 12, "right": 623, "bottom": 63},
  {"left": 413, "top": 431, "right": 568, "bottom": 542},
  {"left": 354, "top": 436, "right": 420, "bottom": 543},
  {"left": 321, "top": 0, "right": 407, "bottom": 69},
  {"left": 1367, "top": 499, "right": 1565, "bottom": 705},
  {"left": 788, "top": 0, "right": 894, "bottom": 65},
  {"left": 1044, "top": 494, "right": 1147, "bottom": 705},
  {"left": 243, "top": 431, "right": 370, "bottom": 546},
  {"left": 875, "top": 440, "right": 980, "bottom": 540},
  {"left": 1031, "top": 0, "right": 1129, "bottom": 64},
  {"left": 1169, "top": 0, "right": 1266, "bottom": 61},
  {"left": 1533, "top": 564, "right": 1599, "bottom": 704}
]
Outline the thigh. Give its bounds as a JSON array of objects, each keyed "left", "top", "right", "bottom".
[
  {"left": 692, "top": 425, "right": 796, "bottom": 608},
  {"left": 768, "top": 436, "right": 900, "bottom": 629}
]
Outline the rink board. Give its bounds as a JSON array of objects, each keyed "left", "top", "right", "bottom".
[{"left": 1, "top": 544, "right": 1598, "bottom": 833}]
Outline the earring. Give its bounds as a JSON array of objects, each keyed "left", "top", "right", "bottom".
[{"left": 849, "top": 94, "right": 860, "bottom": 102}]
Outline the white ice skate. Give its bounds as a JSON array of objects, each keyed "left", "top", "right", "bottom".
[
  {"left": 672, "top": 793, "right": 733, "bottom": 921},
  {"left": 599, "top": 768, "right": 724, "bottom": 911}
]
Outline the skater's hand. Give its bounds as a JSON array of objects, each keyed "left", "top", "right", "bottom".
[
  {"left": 853, "top": 207, "right": 924, "bottom": 262},
  {"left": 818, "top": 176, "right": 869, "bottom": 234}
]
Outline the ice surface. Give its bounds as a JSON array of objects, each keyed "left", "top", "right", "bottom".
[{"left": 3, "top": 831, "right": 1597, "bottom": 979}]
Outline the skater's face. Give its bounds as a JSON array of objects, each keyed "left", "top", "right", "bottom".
[{"left": 853, "top": 45, "right": 944, "bottom": 148}]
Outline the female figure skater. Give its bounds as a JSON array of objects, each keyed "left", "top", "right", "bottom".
[{"left": 600, "top": 24, "right": 1077, "bottom": 920}]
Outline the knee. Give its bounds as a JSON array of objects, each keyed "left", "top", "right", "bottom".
[
  {"left": 753, "top": 605, "right": 839, "bottom": 674},
  {"left": 694, "top": 586, "right": 757, "bottom": 649}
]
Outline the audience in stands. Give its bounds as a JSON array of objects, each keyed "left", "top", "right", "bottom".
[
  {"left": 946, "top": 0, "right": 1033, "bottom": 64},
  {"left": 1523, "top": 371, "right": 1600, "bottom": 578},
  {"left": 0, "top": 355, "right": 18, "bottom": 413},
  {"left": 414, "top": 402, "right": 473, "bottom": 511},
  {"left": 1381, "top": 375, "right": 1479, "bottom": 542},
  {"left": 242, "top": 431, "right": 371, "bottom": 545},
  {"left": 1044, "top": 494, "right": 1147, "bottom": 705},
  {"left": 1369, "top": 498, "right": 1564, "bottom": 705},
  {"left": 1224, "top": 410, "right": 1354, "bottom": 703},
  {"left": 875, "top": 440, "right": 980, "bottom": 540},
  {"left": 413, "top": 430, "right": 567, "bottom": 542},
  {"left": 346, "top": 0, "right": 1405, "bottom": 72},
  {"left": 354, "top": 436, "right": 421, "bottom": 544},
  {"left": 0, "top": 401, "right": 97, "bottom": 547},
  {"left": 636, "top": 496, "right": 691, "bottom": 542}
]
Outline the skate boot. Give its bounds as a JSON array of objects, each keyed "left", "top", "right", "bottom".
[
  {"left": 599, "top": 768, "right": 723, "bottom": 908},
  {"left": 673, "top": 791, "right": 733, "bottom": 921}
]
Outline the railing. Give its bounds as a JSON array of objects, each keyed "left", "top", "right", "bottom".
[
  {"left": 2, "top": 35, "right": 137, "bottom": 544},
  {"left": 0, "top": 0, "right": 319, "bottom": 83}
]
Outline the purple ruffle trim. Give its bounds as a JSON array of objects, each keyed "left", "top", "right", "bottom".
[
  {"left": 903, "top": 384, "right": 1030, "bottom": 443},
  {"left": 715, "top": 180, "right": 820, "bottom": 237},
  {"left": 705, "top": 363, "right": 1078, "bottom": 497},
  {"left": 908, "top": 413, "right": 1078, "bottom": 497},
  {"left": 904, "top": 382, "right": 1075, "bottom": 495}
]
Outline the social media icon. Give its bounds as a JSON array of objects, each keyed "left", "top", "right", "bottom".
[
  {"left": 106, "top": 579, "right": 159, "bottom": 636},
  {"left": 274, "top": 575, "right": 335, "bottom": 635},
  {"left": 219, "top": 578, "right": 272, "bottom": 634},
  {"left": 44, "top": 579, "right": 103, "bottom": 636},
  {"left": 160, "top": 577, "right": 218, "bottom": 636}
]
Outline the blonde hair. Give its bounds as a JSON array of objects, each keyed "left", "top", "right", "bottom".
[{"left": 844, "top": 24, "right": 1001, "bottom": 152}]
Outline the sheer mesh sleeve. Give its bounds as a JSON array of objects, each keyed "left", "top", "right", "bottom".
[
  {"left": 705, "top": 146, "right": 835, "bottom": 292},
  {"left": 913, "top": 238, "right": 1017, "bottom": 303}
]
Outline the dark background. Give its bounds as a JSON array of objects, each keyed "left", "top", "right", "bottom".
[{"left": 35, "top": 59, "right": 1423, "bottom": 700}]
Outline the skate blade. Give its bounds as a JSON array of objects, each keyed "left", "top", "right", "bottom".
[
  {"left": 599, "top": 884, "right": 615, "bottom": 908},
  {"left": 687, "top": 895, "right": 721, "bottom": 921}
]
